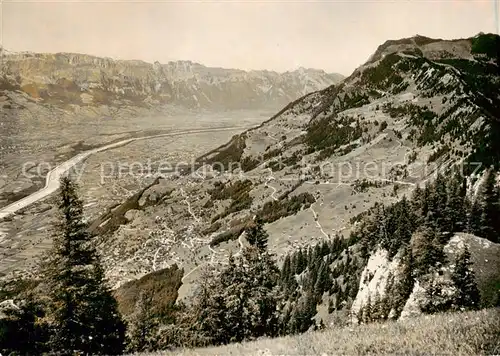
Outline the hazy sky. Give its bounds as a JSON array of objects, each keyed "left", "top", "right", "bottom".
[{"left": 2, "top": 0, "right": 499, "bottom": 75}]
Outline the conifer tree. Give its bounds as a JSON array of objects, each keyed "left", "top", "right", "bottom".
[
  {"left": 45, "top": 177, "right": 126, "bottom": 355},
  {"left": 371, "top": 292, "right": 386, "bottom": 321},
  {"left": 445, "top": 170, "right": 468, "bottom": 232},
  {"left": 244, "top": 216, "right": 268, "bottom": 252},
  {"left": 314, "top": 260, "right": 330, "bottom": 299},
  {"left": 186, "top": 244, "right": 282, "bottom": 345},
  {"left": 243, "top": 246, "right": 282, "bottom": 339},
  {"left": 186, "top": 268, "right": 226, "bottom": 346},
  {"left": 451, "top": 246, "right": 481, "bottom": 310},
  {"left": 467, "top": 198, "right": 482, "bottom": 236},
  {"left": 411, "top": 184, "right": 424, "bottom": 220},
  {"left": 477, "top": 168, "right": 500, "bottom": 242},
  {"left": 295, "top": 249, "right": 307, "bottom": 275},
  {"left": 289, "top": 290, "right": 316, "bottom": 333},
  {"left": 320, "top": 240, "right": 330, "bottom": 257},
  {"left": 393, "top": 245, "right": 414, "bottom": 317},
  {"left": 413, "top": 221, "right": 446, "bottom": 276},
  {"left": 429, "top": 172, "right": 449, "bottom": 228},
  {"left": 359, "top": 233, "right": 370, "bottom": 262},
  {"left": 363, "top": 295, "right": 372, "bottom": 323},
  {"left": 127, "top": 291, "right": 159, "bottom": 353},
  {"left": 390, "top": 196, "right": 416, "bottom": 256},
  {"left": 281, "top": 254, "right": 292, "bottom": 283},
  {"left": 280, "top": 254, "right": 298, "bottom": 298}
]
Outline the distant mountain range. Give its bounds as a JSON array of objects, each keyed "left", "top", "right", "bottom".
[{"left": 0, "top": 48, "right": 344, "bottom": 110}]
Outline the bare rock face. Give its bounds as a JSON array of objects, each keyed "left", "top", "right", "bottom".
[
  {"left": 351, "top": 249, "right": 402, "bottom": 323},
  {"left": 400, "top": 233, "right": 500, "bottom": 319},
  {"left": 0, "top": 48, "right": 344, "bottom": 111}
]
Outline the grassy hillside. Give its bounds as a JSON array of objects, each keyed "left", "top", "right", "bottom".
[{"left": 137, "top": 308, "right": 499, "bottom": 356}]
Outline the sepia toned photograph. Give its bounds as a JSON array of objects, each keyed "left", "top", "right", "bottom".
[{"left": 0, "top": 0, "right": 499, "bottom": 355}]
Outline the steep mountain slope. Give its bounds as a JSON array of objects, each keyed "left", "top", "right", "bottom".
[
  {"left": 87, "top": 33, "right": 500, "bottom": 290},
  {"left": 0, "top": 48, "right": 343, "bottom": 111}
]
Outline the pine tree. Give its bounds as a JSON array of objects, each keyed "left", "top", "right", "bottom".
[
  {"left": 363, "top": 295, "right": 372, "bottom": 323},
  {"left": 278, "top": 304, "right": 292, "bottom": 336},
  {"left": 451, "top": 246, "right": 481, "bottom": 310},
  {"left": 393, "top": 245, "right": 414, "bottom": 317},
  {"left": 467, "top": 198, "right": 482, "bottom": 235},
  {"left": 421, "top": 276, "right": 455, "bottom": 314},
  {"left": 281, "top": 254, "right": 292, "bottom": 283},
  {"left": 295, "top": 249, "right": 307, "bottom": 275},
  {"left": 445, "top": 170, "right": 468, "bottom": 232},
  {"left": 243, "top": 246, "right": 282, "bottom": 339},
  {"left": 187, "top": 244, "right": 282, "bottom": 345},
  {"left": 320, "top": 240, "right": 330, "bottom": 257},
  {"left": 412, "top": 221, "right": 446, "bottom": 276},
  {"left": 187, "top": 268, "right": 226, "bottom": 346},
  {"left": 289, "top": 290, "right": 316, "bottom": 333},
  {"left": 477, "top": 168, "right": 500, "bottom": 242},
  {"left": 429, "top": 172, "right": 449, "bottom": 229},
  {"left": 359, "top": 233, "right": 370, "bottom": 262},
  {"left": 371, "top": 292, "right": 386, "bottom": 321},
  {"left": 313, "top": 260, "right": 330, "bottom": 300},
  {"left": 45, "top": 177, "right": 126, "bottom": 355},
  {"left": 244, "top": 216, "right": 268, "bottom": 252},
  {"left": 127, "top": 291, "right": 159, "bottom": 352},
  {"left": 391, "top": 196, "right": 416, "bottom": 256},
  {"left": 411, "top": 184, "right": 424, "bottom": 221},
  {"left": 280, "top": 254, "right": 298, "bottom": 297},
  {"left": 330, "top": 235, "right": 342, "bottom": 255}
]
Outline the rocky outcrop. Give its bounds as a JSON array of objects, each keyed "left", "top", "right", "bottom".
[
  {"left": 351, "top": 234, "right": 499, "bottom": 323},
  {"left": 400, "top": 233, "right": 499, "bottom": 319},
  {"left": 350, "top": 249, "right": 402, "bottom": 323}
]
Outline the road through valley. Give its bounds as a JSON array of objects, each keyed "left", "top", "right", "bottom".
[{"left": 0, "top": 125, "right": 253, "bottom": 220}]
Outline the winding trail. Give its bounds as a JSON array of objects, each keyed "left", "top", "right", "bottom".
[
  {"left": 309, "top": 203, "right": 329, "bottom": 239},
  {"left": 0, "top": 126, "right": 252, "bottom": 220},
  {"left": 233, "top": 234, "right": 245, "bottom": 257},
  {"left": 264, "top": 172, "right": 279, "bottom": 201},
  {"left": 180, "top": 188, "right": 201, "bottom": 223}
]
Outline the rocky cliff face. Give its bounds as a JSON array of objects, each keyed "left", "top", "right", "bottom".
[
  {"left": 351, "top": 233, "right": 500, "bottom": 322},
  {"left": 0, "top": 49, "right": 343, "bottom": 110}
]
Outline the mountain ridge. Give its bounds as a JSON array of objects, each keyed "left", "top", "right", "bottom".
[{"left": 0, "top": 47, "right": 344, "bottom": 111}]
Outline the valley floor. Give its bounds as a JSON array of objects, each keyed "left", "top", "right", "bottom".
[{"left": 137, "top": 309, "right": 500, "bottom": 356}]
